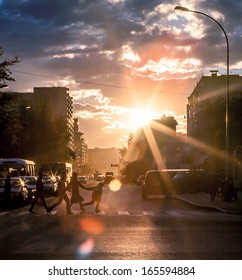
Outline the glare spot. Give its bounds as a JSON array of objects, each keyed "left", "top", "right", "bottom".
[
  {"left": 78, "top": 238, "right": 94, "bottom": 257},
  {"left": 109, "top": 179, "right": 122, "bottom": 192},
  {"left": 79, "top": 217, "right": 104, "bottom": 235}
]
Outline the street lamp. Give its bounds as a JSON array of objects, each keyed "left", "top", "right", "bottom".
[{"left": 174, "top": 5, "right": 230, "bottom": 179}]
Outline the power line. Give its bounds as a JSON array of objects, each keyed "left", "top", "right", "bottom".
[{"left": 12, "top": 69, "right": 190, "bottom": 95}]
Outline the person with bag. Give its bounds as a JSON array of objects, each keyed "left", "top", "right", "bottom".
[
  {"left": 69, "top": 172, "right": 87, "bottom": 212},
  {"left": 48, "top": 171, "right": 73, "bottom": 215},
  {"left": 29, "top": 171, "right": 50, "bottom": 214}
]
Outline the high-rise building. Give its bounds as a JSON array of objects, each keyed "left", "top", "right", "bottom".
[
  {"left": 33, "top": 87, "right": 74, "bottom": 150},
  {"left": 13, "top": 87, "right": 74, "bottom": 153},
  {"left": 73, "top": 118, "right": 88, "bottom": 173}
]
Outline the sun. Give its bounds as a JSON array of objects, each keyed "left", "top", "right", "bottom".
[{"left": 130, "top": 109, "right": 157, "bottom": 130}]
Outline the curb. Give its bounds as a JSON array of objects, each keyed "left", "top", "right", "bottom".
[{"left": 173, "top": 196, "right": 242, "bottom": 215}]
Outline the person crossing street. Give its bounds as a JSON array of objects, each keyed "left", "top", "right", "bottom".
[
  {"left": 48, "top": 171, "right": 73, "bottom": 215},
  {"left": 29, "top": 171, "right": 50, "bottom": 214}
]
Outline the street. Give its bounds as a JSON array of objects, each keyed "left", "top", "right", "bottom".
[{"left": 0, "top": 183, "right": 241, "bottom": 260}]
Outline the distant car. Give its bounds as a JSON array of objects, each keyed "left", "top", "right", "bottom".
[
  {"left": 42, "top": 175, "right": 58, "bottom": 196},
  {"left": 96, "top": 175, "right": 105, "bottom": 182},
  {"left": 172, "top": 171, "right": 209, "bottom": 194},
  {"left": 137, "top": 175, "right": 145, "bottom": 186},
  {"left": 78, "top": 176, "right": 88, "bottom": 184},
  {"left": 20, "top": 176, "right": 37, "bottom": 201},
  {"left": 105, "top": 172, "right": 115, "bottom": 184},
  {"left": 142, "top": 170, "right": 173, "bottom": 200},
  {"left": 0, "top": 177, "right": 28, "bottom": 205}
]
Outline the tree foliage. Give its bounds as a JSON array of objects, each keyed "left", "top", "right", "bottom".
[
  {"left": 0, "top": 47, "right": 20, "bottom": 89},
  {"left": 0, "top": 47, "right": 74, "bottom": 164}
]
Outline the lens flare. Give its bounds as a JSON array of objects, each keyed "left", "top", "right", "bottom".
[
  {"left": 79, "top": 217, "right": 104, "bottom": 235},
  {"left": 109, "top": 179, "right": 122, "bottom": 192},
  {"left": 78, "top": 238, "right": 94, "bottom": 257}
]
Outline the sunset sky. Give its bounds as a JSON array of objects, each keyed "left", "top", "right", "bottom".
[{"left": 1, "top": 0, "right": 242, "bottom": 148}]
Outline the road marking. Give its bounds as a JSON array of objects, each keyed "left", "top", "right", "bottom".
[
  {"left": 118, "top": 210, "right": 129, "bottom": 215},
  {"left": 166, "top": 211, "right": 182, "bottom": 216},
  {"left": 95, "top": 210, "right": 105, "bottom": 215},
  {"left": 17, "top": 211, "right": 28, "bottom": 216},
  {"left": 143, "top": 211, "right": 155, "bottom": 216},
  {"left": 0, "top": 211, "right": 9, "bottom": 216},
  {"left": 129, "top": 210, "right": 144, "bottom": 216},
  {"left": 3, "top": 209, "right": 233, "bottom": 217},
  {"left": 49, "top": 210, "right": 57, "bottom": 215}
]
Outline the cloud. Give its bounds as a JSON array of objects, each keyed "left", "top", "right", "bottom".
[{"left": 1, "top": 0, "right": 242, "bottom": 148}]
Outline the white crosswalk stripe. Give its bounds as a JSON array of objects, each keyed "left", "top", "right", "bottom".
[
  {"left": 0, "top": 209, "right": 232, "bottom": 217},
  {"left": 118, "top": 210, "right": 129, "bottom": 215},
  {"left": 143, "top": 211, "right": 155, "bottom": 216},
  {"left": 17, "top": 211, "right": 28, "bottom": 216},
  {"left": 0, "top": 211, "right": 10, "bottom": 216},
  {"left": 166, "top": 210, "right": 182, "bottom": 216}
]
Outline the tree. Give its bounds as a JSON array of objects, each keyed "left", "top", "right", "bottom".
[
  {"left": 0, "top": 47, "right": 21, "bottom": 157},
  {"left": 0, "top": 47, "right": 20, "bottom": 88}
]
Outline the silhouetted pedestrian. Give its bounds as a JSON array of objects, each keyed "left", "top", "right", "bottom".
[
  {"left": 4, "top": 174, "right": 12, "bottom": 205},
  {"left": 48, "top": 171, "right": 72, "bottom": 215},
  {"left": 29, "top": 171, "right": 50, "bottom": 214},
  {"left": 68, "top": 172, "right": 87, "bottom": 212},
  {"left": 83, "top": 183, "right": 105, "bottom": 213},
  {"left": 209, "top": 174, "right": 220, "bottom": 201}
]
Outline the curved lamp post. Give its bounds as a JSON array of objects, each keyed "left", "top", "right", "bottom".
[{"left": 175, "top": 5, "right": 230, "bottom": 179}]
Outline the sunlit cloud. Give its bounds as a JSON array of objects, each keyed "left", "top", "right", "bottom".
[
  {"left": 119, "top": 44, "right": 141, "bottom": 67},
  {"left": 132, "top": 58, "right": 202, "bottom": 80},
  {"left": 72, "top": 89, "right": 110, "bottom": 105}
]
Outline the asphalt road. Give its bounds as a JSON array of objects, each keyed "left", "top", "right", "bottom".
[{"left": 0, "top": 183, "right": 241, "bottom": 260}]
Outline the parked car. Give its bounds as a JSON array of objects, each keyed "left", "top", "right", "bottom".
[
  {"left": 137, "top": 175, "right": 145, "bottom": 186},
  {"left": 42, "top": 175, "right": 58, "bottom": 196},
  {"left": 172, "top": 170, "right": 209, "bottom": 194},
  {"left": 142, "top": 170, "right": 173, "bottom": 200},
  {"left": 20, "top": 176, "right": 37, "bottom": 201},
  {"left": 0, "top": 177, "right": 28, "bottom": 205},
  {"left": 78, "top": 176, "right": 88, "bottom": 184}
]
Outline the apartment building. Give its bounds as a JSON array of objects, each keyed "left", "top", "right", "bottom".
[
  {"left": 33, "top": 87, "right": 74, "bottom": 150},
  {"left": 187, "top": 70, "right": 242, "bottom": 152},
  {"left": 73, "top": 118, "right": 88, "bottom": 173}
]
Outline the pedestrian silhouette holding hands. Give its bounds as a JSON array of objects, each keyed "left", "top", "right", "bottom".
[
  {"left": 68, "top": 172, "right": 87, "bottom": 212},
  {"left": 29, "top": 171, "right": 50, "bottom": 214},
  {"left": 83, "top": 182, "right": 105, "bottom": 213},
  {"left": 49, "top": 171, "right": 73, "bottom": 215}
]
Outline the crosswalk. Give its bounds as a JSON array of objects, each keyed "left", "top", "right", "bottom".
[{"left": 0, "top": 209, "right": 229, "bottom": 217}]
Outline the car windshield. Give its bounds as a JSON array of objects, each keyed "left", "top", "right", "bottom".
[{"left": 24, "top": 178, "right": 36, "bottom": 184}]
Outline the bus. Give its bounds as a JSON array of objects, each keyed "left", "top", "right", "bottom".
[
  {"left": 0, "top": 158, "right": 36, "bottom": 177},
  {"left": 39, "top": 162, "right": 72, "bottom": 182}
]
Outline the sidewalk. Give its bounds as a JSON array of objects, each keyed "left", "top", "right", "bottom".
[{"left": 173, "top": 191, "right": 242, "bottom": 214}]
